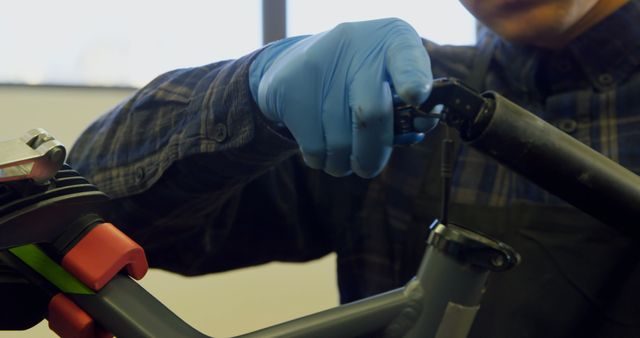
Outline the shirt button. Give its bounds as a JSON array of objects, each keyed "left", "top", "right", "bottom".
[
  {"left": 213, "top": 123, "right": 228, "bottom": 142},
  {"left": 135, "top": 167, "right": 146, "bottom": 182},
  {"left": 556, "top": 118, "right": 577, "bottom": 134},
  {"left": 597, "top": 73, "right": 614, "bottom": 86}
]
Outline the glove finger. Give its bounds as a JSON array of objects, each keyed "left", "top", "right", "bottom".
[
  {"left": 413, "top": 103, "right": 442, "bottom": 132},
  {"left": 322, "top": 81, "right": 352, "bottom": 177},
  {"left": 279, "top": 93, "right": 326, "bottom": 170},
  {"left": 384, "top": 23, "right": 433, "bottom": 106},
  {"left": 393, "top": 132, "right": 425, "bottom": 146},
  {"left": 292, "top": 115, "right": 326, "bottom": 170},
  {"left": 349, "top": 73, "right": 394, "bottom": 178},
  {"left": 259, "top": 59, "right": 327, "bottom": 169}
]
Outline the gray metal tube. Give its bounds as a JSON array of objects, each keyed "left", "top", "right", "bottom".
[
  {"left": 400, "top": 222, "right": 518, "bottom": 338},
  {"left": 237, "top": 288, "right": 409, "bottom": 338},
  {"left": 404, "top": 246, "right": 489, "bottom": 338},
  {"left": 466, "top": 92, "right": 640, "bottom": 237},
  {"left": 71, "top": 275, "right": 209, "bottom": 338}
]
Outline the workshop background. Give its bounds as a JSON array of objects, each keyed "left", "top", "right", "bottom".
[{"left": 0, "top": 1, "right": 475, "bottom": 336}]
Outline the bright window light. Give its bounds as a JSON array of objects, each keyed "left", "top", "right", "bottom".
[
  {"left": 287, "top": 0, "right": 476, "bottom": 46},
  {"left": 0, "top": 1, "right": 262, "bottom": 87}
]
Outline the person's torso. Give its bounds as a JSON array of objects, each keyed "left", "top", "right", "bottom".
[{"left": 337, "top": 9, "right": 640, "bottom": 336}]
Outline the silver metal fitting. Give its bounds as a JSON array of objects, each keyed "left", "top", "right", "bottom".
[{"left": 0, "top": 129, "right": 66, "bottom": 184}]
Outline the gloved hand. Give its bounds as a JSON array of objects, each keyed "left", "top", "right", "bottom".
[{"left": 249, "top": 18, "right": 437, "bottom": 178}]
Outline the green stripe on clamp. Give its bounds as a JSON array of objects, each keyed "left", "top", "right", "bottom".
[{"left": 9, "top": 244, "right": 94, "bottom": 295}]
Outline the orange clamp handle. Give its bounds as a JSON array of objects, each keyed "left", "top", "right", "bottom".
[
  {"left": 48, "top": 293, "right": 113, "bottom": 338},
  {"left": 61, "top": 222, "right": 148, "bottom": 291}
]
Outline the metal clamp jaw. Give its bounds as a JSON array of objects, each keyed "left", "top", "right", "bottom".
[
  {"left": 394, "top": 78, "right": 495, "bottom": 140},
  {"left": 428, "top": 222, "right": 520, "bottom": 272},
  {"left": 0, "top": 128, "right": 66, "bottom": 184}
]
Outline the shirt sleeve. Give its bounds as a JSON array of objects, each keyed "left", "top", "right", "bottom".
[
  {"left": 67, "top": 50, "right": 345, "bottom": 275},
  {"left": 68, "top": 50, "right": 297, "bottom": 199}
]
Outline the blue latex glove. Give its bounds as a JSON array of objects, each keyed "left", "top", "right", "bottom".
[{"left": 249, "top": 18, "right": 437, "bottom": 178}]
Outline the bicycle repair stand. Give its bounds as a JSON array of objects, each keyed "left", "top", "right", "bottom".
[{"left": 0, "top": 129, "right": 519, "bottom": 337}]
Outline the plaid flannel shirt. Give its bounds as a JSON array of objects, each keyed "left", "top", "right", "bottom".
[{"left": 69, "top": 2, "right": 640, "bottom": 336}]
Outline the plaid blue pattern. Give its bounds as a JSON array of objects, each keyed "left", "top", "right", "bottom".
[
  {"left": 68, "top": 2, "right": 640, "bottom": 336},
  {"left": 449, "top": 3, "right": 640, "bottom": 207}
]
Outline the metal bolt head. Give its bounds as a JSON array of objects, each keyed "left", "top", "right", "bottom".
[
  {"left": 48, "top": 147, "right": 65, "bottom": 164},
  {"left": 213, "top": 123, "right": 228, "bottom": 142}
]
